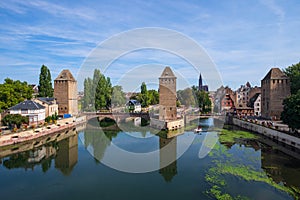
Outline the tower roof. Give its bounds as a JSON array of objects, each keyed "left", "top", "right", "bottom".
[
  {"left": 262, "top": 68, "right": 288, "bottom": 80},
  {"left": 55, "top": 69, "right": 76, "bottom": 81},
  {"left": 160, "top": 66, "right": 176, "bottom": 78}
]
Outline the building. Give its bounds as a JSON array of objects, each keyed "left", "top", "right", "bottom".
[
  {"left": 261, "top": 68, "right": 290, "bottom": 120},
  {"left": 126, "top": 100, "right": 141, "bottom": 113},
  {"left": 30, "top": 84, "right": 39, "bottom": 97},
  {"left": 9, "top": 100, "right": 46, "bottom": 125},
  {"left": 254, "top": 94, "right": 261, "bottom": 116},
  {"left": 221, "top": 93, "right": 235, "bottom": 112},
  {"left": 236, "top": 82, "right": 252, "bottom": 107},
  {"left": 198, "top": 73, "right": 209, "bottom": 92},
  {"left": 54, "top": 69, "right": 78, "bottom": 117},
  {"left": 248, "top": 93, "right": 261, "bottom": 116},
  {"left": 151, "top": 66, "right": 184, "bottom": 131},
  {"left": 34, "top": 97, "right": 58, "bottom": 118},
  {"left": 159, "top": 67, "right": 177, "bottom": 121}
]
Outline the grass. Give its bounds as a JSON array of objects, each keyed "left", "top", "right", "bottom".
[
  {"left": 218, "top": 129, "right": 258, "bottom": 144},
  {"left": 205, "top": 142, "right": 300, "bottom": 200}
]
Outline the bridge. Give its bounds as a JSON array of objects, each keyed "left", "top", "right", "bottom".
[
  {"left": 83, "top": 112, "right": 151, "bottom": 121},
  {"left": 82, "top": 112, "right": 225, "bottom": 124}
]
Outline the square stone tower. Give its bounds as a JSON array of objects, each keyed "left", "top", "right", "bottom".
[
  {"left": 159, "top": 67, "right": 177, "bottom": 121},
  {"left": 261, "top": 68, "right": 290, "bottom": 120},
  {"left": 54, "top": 69, "right": 78, "bottom": 116}
]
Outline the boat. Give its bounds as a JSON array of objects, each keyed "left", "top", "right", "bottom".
[{"left": 194, "top": 125, "right": 203, "bottom": 133}]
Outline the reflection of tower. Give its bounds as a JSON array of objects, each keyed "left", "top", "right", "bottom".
[
  {"left": 159, "top": 67, "right": 177, "bottom": 121},
  {"left": 159, "top": 136, "right": 177, "bottom": 182},
  {"left": 55, "top": 134, "right": 78, "bottom": 175}
]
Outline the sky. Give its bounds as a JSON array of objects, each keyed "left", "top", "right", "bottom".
[{"left": 0, "top": 0, "right": 300, "bottom": 92}]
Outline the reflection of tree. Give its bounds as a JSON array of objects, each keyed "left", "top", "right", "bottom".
[
  {"left": 84, "top": 129, "right": 119, "bottom": 162},
  {"left": 159, "top": 137, "right": 177, "bottom": 182}
]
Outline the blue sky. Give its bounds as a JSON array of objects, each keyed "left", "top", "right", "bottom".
[{"left": 0, "top": 0, "right": 300, "bottom": 91}]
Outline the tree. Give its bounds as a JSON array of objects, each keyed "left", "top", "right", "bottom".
[
  {"left": 111, "top": 85, "right": 126, "bottom": 107},
  {"left": 2, "top": 114, "right": 29, "bottom": 129},
  {"left": 177, "top": 88, "right": 196, "bottom": 107},
  {"left": 148, "top": 89, "right": 159, "bottom": 105},
  {"left": 281, "top": 90, "right": 300, "bottom": 132},
  {"left": 0, "top": 78, "right": 33, "bottom": 112},
  {"left": 140, "top": 82, "right": 149, "bottom": 107},
  {"left": 83, "top": 78, "right": 93, "bottom": 111},
  {"left": 192, "top": 86, "right": 212, "bottom": 113},
  {"left": 83, "top": 69, "right": 112, "bottom": 111},
  {"left": 283, "top": 62, "right": 300, "bottom": 95},
  {"left": 38, "top": 65, "right": 53, "bottom": 97}
]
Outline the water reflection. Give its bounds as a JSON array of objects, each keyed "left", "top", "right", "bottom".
[
  {"left": 0, "top": 131, "right": 78, "bottom": 175},
  {"left": 159, "top": 136, "right": 177, "bottom": 182}
]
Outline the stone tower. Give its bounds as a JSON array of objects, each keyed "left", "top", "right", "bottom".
[
  {"left": 261, "top": 68, "right": 290, "bottom": 120},
  {"left": 159, "top": 67, "right": 177, "bottom": 121},
  {"left": 54, "top": 69, "right": 78, "bottom": 116}
]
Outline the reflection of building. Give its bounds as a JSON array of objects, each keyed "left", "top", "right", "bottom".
[
  {"left": 54, "top": 69, "right": 78, "bottom": 116},
  {"left": 55, "top": 134, "right": 78, "bottom": 175},
  {"left": 261, "top": 68, "right": 290, "bottom": 120},
  {"left": 34, "top": 97, "right": 58, "bottom": 117},
  {"left": 261, "top": 146, "right": 300, "bottom": 189},
  {"left": 159, "top": 136, "right": 177, "bottom": 182},
  {"left": 198, "top": 73, "right": 208, "bottom": 92},
  {"left": 28, "top": 145, "right": 57, "bottom": 163},
  {"left": 9, "top": 100, "right": 46, "bottom": 125}
]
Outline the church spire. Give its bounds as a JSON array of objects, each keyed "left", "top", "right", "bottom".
[{"left": 199, "top": 73, "right": 203, "bottom": 89}]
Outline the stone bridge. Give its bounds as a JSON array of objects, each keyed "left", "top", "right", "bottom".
[
  {"left": 83, "top": 112, "right": 151, "bottom": 122},
  {"left": 83, "top": 112, "right": 224, "bottom": 124}
]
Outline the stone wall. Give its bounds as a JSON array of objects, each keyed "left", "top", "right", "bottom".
[{"left": 232, "top": 117, "right": 300, "bottom": 149}]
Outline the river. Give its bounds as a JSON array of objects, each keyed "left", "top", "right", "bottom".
[{"left": 0, "top": 118, "right": 299, "bottom": 200}]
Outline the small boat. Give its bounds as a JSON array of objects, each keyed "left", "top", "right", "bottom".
[{"left": 194, "top": 125, "right": 203, "bottom": 133}]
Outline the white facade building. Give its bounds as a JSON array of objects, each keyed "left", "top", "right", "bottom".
[
  {"left": 254, "top": 94, "right": 261, "bottom": 116},
  {"left": 9, "top": 100, "right": 46, "bottom": 125}
]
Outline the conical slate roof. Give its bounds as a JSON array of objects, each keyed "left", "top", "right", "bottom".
[
  {"left": 262, "top": 68, "right": 288, "bottom": 81},
  {"left": 55, "top": 69, "right": 76, "bottom": 81},
  {"left": 160, "top": 66, "right": 176, "bottom": 78}
]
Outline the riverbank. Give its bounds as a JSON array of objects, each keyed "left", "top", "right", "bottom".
[
  {"left": 0, "top": 116, "right": 86, "bottom": 147},
  {"left": 227, "top": 116, "right": 300, "bottom": 150}
]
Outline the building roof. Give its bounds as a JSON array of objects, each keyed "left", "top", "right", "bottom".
[
  {"left": 127, "top": 99, "right": 141, "bottom": 106},
  {"left": 37, "top": 97, "right": 56, "bottom": 105},
  {"left": 262, "top": 68, "right": 288, "bottom": 81},
  {"left": 248, "top": 93, "right": 261, "bottom": 108},
  {"left": 160, "top": 66, "right": 176, "bottom": 78},
  {"left": 10, "top": 100, "right": 45, "bottom": 110},
  {"left": 55, "top": 69, "right": 76, "bottom": 81}
]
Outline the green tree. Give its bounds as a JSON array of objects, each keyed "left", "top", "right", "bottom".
[
  {"left": 38, "top": 65, "right": 53, "bottom": 97},
  {"left": 281, "top": 90, "right": 300, "bottom": 132},
  {"left": 0, "top": 78, "right": 33, "bottom": 112},
  {"left": 148, "top": 89, "right": 159, "bottom": 105},
  {"left": 2, "top": 114, "right": 29, "bottom": 128},
  {"left": 83, "top": 77, "right": 93, "bottom": 111},
  {"left": 192, "top": 86, "right": 212, "bottom": 113},
  {"left": 177, "top": 88, "right": 196, "bottom": 107},
  {"left": 283, "top": 62, "right": 300, "bottom": 95},
  {"left": 111, "top": 85, "right": 126, "bottom": 107},
  {"left": 140, "top": 82, "right": 149, "bottom": 107}
]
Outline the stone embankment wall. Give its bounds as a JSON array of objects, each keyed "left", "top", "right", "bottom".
[{"left": 232, "top": 117, "right": 300, "bottom": 149}]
